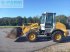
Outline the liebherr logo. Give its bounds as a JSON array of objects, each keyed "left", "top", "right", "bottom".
[{"left": 0, "top": 0, "right": 23, "bottom": 8}]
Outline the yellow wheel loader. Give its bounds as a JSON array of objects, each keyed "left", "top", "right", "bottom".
[{"left": 17, "top": 12, "right": 68, "bottom": 42}]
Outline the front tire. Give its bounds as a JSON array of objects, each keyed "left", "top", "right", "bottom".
[
  {"left": 26, "top": 31, "right": 37, "bottom": 42},
  {"left": 52, "top": 31, "right": 64, "bottom": 42}
]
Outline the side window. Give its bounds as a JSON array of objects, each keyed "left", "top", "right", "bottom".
[
  {"left": 47, "top": 15, "right": 53, "bottom": 23},
  {"left": 45, "top": 14, "right": 53, "bottom": 28}
]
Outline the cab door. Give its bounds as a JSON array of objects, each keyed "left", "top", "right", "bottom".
[{"left": 45, "top": 13, "right": 53, "bottom": 28}]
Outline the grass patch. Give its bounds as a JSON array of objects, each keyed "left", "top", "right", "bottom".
[{"left": 0, "top": 26, "right": 22, "bottom": 28}]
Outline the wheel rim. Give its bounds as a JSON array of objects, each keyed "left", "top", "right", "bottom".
[
  {"left": 55, "top": 34, "right": 62, "bottom": 41},
  {"left": 29, "top": 33, "right": 36, "bottom": 41}
]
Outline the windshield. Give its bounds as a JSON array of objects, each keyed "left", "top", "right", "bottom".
[{"left": 40, "top": 15, "right": 45, "bottom": 24}]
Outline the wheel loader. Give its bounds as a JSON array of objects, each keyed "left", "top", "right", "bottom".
[{"left": 17, "top": 12, "right": 68, "bottom": 42}]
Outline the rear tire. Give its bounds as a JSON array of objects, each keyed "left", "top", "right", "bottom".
[
  {"left": 26, "top": 31, "right": 37, "bottom": 42},
  {"left": 52, "top": 31, "right": 64, "bottom": 42}
]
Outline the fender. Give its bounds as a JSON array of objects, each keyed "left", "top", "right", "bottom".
[{"left": 52, "top": 29, "right": 64, "bottom": 35}]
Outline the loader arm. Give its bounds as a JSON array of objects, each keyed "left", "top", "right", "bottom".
[{"left": 21, "top": 23, "right": 39, "bottom": 35}]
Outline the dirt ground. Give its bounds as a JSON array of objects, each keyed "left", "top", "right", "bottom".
[
  {"left": 0, "top": 28, "right": 57, "bottom": 52},
  {"left": 0, "top": 28, "right": 70, "bottom": 52},
  {"left": 35, "top": 42, "right": 70, "bottom": 52},
  {"left": 35, "top": 30, "right": 70, "bottom": 52}
]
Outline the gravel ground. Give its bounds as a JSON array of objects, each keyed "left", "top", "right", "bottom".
[
  {"left": 0, "top": 28, "right": 57, "bottom": 52},
  {"left": 35, "top": 30, "right": 70, "bottom": 52},
  {"left": 0, "top": 28, "right": 70, "bottom": 52}
]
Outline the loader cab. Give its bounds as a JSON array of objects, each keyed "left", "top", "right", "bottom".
[{"left": 40, "top": 12, "right": 56, "bottom": 32}]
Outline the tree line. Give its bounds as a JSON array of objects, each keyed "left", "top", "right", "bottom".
[
  {"left": 0, "top": 16, "right": 40, "bottom": 26},
  {"left": 0, "top": 15, "right": 70, "bottom": 29}
]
